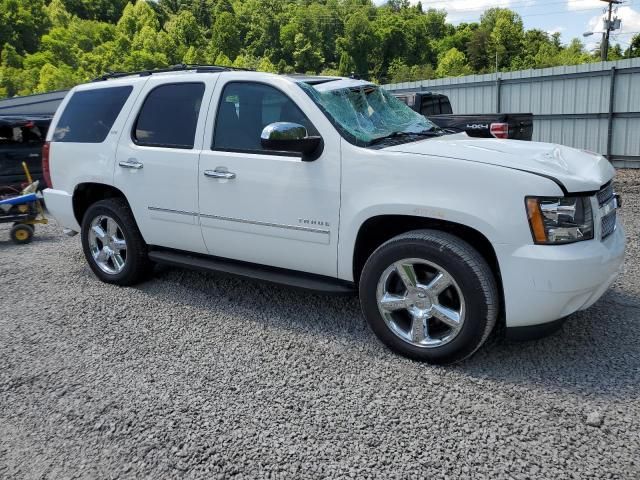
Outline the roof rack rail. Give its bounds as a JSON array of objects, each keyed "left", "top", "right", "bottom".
[{"left": 92, "top": 64, "right": 254, "bottom": 82}]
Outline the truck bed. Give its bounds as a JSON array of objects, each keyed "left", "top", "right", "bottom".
[
  {"left": 391, "top": 91, "right": 533, "bottom": 141},
  {"left": 430, "top": 113, "right": 533, "bottom": 141}
]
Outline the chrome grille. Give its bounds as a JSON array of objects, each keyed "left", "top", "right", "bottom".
[
  {"left": 601, "top": 211, "right": 617, "bottom": 239},
  {"left": 597, "top": 182, "right": 618, "bottom": 240},
  {"left": 597, "top": 183, "right": 614, "bottom": 206}
]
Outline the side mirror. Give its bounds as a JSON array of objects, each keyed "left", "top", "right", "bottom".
[{"left": 260, "top": 122, "right": 323, "bottom": 161}]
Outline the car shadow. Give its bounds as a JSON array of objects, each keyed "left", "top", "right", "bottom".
[
  {"left": 132, "top": 265, "right": 640, "bottom": 399},
  {"left": 457, "top": 288, "right": 640, "bottom": 398}
]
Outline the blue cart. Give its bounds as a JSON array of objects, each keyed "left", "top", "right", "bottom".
[{"left": 0, "top": 162, "right": 48, "bottom": 244}]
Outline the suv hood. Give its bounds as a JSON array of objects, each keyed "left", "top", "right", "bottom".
[{"left": 385, "top": 134, "right": 614, "bottom": 193}]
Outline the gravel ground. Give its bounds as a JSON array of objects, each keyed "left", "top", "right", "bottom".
[{"left": 1, "top": 170, "right": 639, "bottom": 479}]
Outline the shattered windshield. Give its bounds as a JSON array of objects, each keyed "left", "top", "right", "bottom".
[{"left": 300, "top": 79, "right": 436, "bottom": 147}]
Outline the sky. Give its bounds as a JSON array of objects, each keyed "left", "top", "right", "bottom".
[{"left": 376, "top": 0, "right": 640, "bottom": 51}]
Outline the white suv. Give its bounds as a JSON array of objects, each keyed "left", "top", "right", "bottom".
[{"left": 43, "top": 66, "right": 625, "bottom": 364}]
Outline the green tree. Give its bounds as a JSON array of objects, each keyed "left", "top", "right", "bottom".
[
  {"left": 404, "top": 14, "right": 436, "bottom": 67},
  {"left": 234, "top": 0, "right": 284, "bottom": 60},
  {"left": 162, "top": 9, "right": 205, "bottom": 64},
  {"left": 60, "top": 0, "right": 132, "bottom": 23},
  {"left": 371, "top": 8, "right": 411, "bottom": 79},
  {"left": 0, "top": 43, "right": 24, "bottom": 96},
  {"left": 293, "top": 33, "right": 324, "bottom": 73},
  {"left": 257, "top": 56, "right": 277, "bottom": 73},
  {"left": 511, "top": 29, "right": 554, "bottom": 70},
  {"left": 209, "top": 11, "right": 240, "bottom": 60},
  {"left": 436, "top": 48, "right": 472, "bottom": 77},
  {"left": 46, "top": 0, "right": 72, "bottom": 29},
  {"left": 337, "top": 51, "right": 354, "bottom": 77},
  {"left": 337, "top": 12, "right": 375, "bottom": 78},
  {"left": 117, "top": 0, "right": 159, "bottom": 39},
  {"left": 467, "top": 29, "right": 491, "bottom": 72},
  {"left": 492, "top": 13, "right": 524, "bottom": 69},
  {"left": 422, "top": 8, "right": 448, "bottom": 39},
  {"left": 280, "top": 9, "right": 325, "bottom": 72},
  {"left": 36, "top": 62, "right": 78, "bottom": 92},
  {"left": 0, "top": 1, "right": 623, "bottom": 97},
  {"left": 388, "top": 58, "right": 412, "bottom": 82},
  {"left": 626, "top": 34, "right": 640, "bottom": 58},
  {"left": 0, "top": 0, "right": 49, "bottom": 54}
]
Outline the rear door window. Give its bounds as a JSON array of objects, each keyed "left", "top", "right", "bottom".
[
  {"left": 133, "top": 83, "right": 205, "bottom": 149},
  {"left": 53, "top": 86, "right": 132, "bottom": 143}
]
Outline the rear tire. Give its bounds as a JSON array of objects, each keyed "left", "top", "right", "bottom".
[
  {"left": 81, "top": 198, "right": 151, "bottom": 286},
  {"left": 359, "top": 229, "right": 498, "bottom": 365}
]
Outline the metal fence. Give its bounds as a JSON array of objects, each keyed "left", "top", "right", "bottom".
[{"left": 383, "top": 58, "right": 640, "bottom": 168}]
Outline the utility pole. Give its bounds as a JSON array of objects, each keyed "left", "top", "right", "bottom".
[{"left": 600, "top": 0, "right": 623, "bottom": 61}]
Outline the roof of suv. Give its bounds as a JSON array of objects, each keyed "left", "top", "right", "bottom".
[{"left": 90, "top": 64, "right": 345, "bottom": 86}]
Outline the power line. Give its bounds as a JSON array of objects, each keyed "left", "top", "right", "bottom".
[
  {"left": 419, "top": 0, "right": 579, "bottom": 13},
  {"left": 453, "top": 5, "right": 626, "bottom": 20},
  {"left": 274, "top": 6, "right": 612, "bottom": 21}
]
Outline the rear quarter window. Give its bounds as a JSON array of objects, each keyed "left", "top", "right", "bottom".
[
  {"left": 133, "top": 83, "right": 205, "bottom": 149},
  {"left": 53, "top": 86, "right": 132, "bottom": 143}
]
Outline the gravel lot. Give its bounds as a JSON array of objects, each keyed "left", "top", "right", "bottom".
[{"left": 1, "top": 170, "right": 639, "bottom": 479}]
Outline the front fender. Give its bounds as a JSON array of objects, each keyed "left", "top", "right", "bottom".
[{"left": 337, "top": 145, "right": 563, "bottom": 281}]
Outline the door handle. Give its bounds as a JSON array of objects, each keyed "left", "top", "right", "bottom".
[
  {"left": 204, "top": 168, "right": 236, "bottom": 180},
  {"left": 119, "top": 158, "right": 143, "bottom": 169}
]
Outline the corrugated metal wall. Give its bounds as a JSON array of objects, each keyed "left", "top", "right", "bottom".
[{"left": 383, "top": 58, "right": 640, "bottom": 168}]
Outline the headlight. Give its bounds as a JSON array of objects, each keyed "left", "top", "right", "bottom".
[{"left": 526, "top": 196, "right": 594, "bottom": 244}]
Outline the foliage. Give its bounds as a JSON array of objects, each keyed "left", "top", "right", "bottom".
[
  {"left": 0, "top": 0, "right": 637, "bottom": 97},
  {"left": 625, "top": 34, "right": 640, "bottom": 58},
  {"left": 436, "top": 48, "right": 472, "bottom": 78}
]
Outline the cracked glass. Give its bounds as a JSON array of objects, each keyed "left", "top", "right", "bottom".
[{"left": 300, "top": 80, "right": 436, "bottom": 146}]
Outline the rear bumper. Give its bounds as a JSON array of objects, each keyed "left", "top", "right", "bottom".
[
  {"left": 42, "top": 188, "right": 80, "bottom": 231},
  {"left": 496, "top": 222, "right": 626, "bottom": 329}
]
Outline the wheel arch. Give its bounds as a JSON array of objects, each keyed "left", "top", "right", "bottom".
[
  {"left": 351, "top": 214, "right": 503, "bottom": 304},
  {"left": 72, "top": 183, "right": 130, "bottom": 226}
]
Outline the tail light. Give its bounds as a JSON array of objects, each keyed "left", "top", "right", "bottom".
[
  {"left": 490, "top": 123, "right": 509, "bottom": 139},
  {"left": 42, "top": 141, "right": 52, "bottom": 188}
]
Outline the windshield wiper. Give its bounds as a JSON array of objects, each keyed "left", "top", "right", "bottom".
[{"left": 369, "top": 129, "right": 442, "bottom": 145}]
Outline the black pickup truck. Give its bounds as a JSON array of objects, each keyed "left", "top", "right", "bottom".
[
  {"left": 392, "top": 92, "right": 533, "bottom": 141},
  {"left": 0, "top": 115, "right": 51, "bottom": 194}
]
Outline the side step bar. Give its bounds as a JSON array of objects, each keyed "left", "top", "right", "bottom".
[{"left": 148, "top": 249, "right": 356, "bottom": 295}]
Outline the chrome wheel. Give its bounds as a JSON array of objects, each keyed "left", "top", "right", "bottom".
[
  {"left": 376, "top": 258, "right": 465, "bottom": 348},
  {"left": 87, "top": 215, "right": 127, "bottom": 275}
]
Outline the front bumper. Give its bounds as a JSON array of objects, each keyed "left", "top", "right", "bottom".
[{"left": 496, "top": 221, "right": 625, "bottom": 330}]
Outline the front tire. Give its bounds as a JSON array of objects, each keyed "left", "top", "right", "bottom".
[
  {"left": 81, "top": 198, "right": 151, "bottom": 286},
  {"left": 10, "top": 224, "right": 34, "bottom": 244},
  {"left": 359, "top": 230, "right": 498, "bottom": 365}
]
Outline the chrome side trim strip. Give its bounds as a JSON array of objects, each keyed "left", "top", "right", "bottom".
[
  {"left": 148, "top": 206, "right": 197, "bottom": 217},
  {"left": 200, "top": 213, "right": 330, "bottom": 235},
  {"left": 148, "top": 207, "right": 330, "bottom": 235}
]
